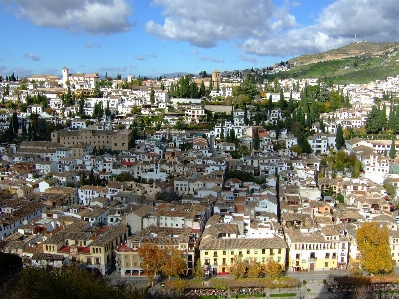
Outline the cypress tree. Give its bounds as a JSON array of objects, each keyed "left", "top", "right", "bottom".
[
  {"left": 390, "top": 139, "right": 397, "bottom": 159},
  {"left": 336, "top": 124, "right": 345, "bottom": 150},
  {"left": 253, "top": 128, "right": 260, "bottom": 150}
]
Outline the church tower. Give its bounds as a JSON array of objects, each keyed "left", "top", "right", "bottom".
[{"left": 62, "top": 67, "right": 69, "bottom": 87}]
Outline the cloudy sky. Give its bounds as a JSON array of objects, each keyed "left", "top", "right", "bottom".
[{"left": 0, "top": 0, "right": 398, "bottom": 78}]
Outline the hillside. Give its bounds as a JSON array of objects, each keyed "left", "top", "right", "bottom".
[
  {"left": 280, "top": 41, "right": 399, "bottom": 84},
  {"left": 290, "top": 41, "right": 399, "bottom": 66}
]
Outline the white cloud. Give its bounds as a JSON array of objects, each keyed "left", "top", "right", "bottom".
[
  {"left": 242, "top": 0, "right": 399, "bottom": 57},
  {"left": 85, "top": 42, "right": 101, "bottom": 49},
  {"left": 23, "top": 53, "right": 41, "bottom": 61},
  {"left": 98, "top": 66, "right": 127, "bottom": 72},
  {"left": 240, "top": 55, "right": 258, "bottom": 63},
  {"left": 150, "top": 53, "right": 158, "bottom": 58},
  {"left": 146, "top": 0, "right": 295, "bottom": 48},
  {"left": 145, "top": 0, "right": 399, "bottom": 57},
  {"left": 201, "top": 56, "right": 225, "bottom": 63},
  {"left": 191, "top": 49, "right": 198, "bottom": 55},
  {"left": 42, "top": 67, "right": 59, "bottom": 75},
  {"left": 130, "top": 65, "right": 137, "bottom": 69},
  {"left": 134, "top": 55, "right": 146, "bottom": 60},
  {"left": 1, "top": 0, "right": 133, "bottom": 35}
]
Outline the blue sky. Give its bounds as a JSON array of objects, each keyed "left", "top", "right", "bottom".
[{"left": 0, "top": 0, "right": 398, "bottom": 78}]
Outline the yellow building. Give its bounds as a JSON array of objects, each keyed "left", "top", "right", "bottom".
[
  {"left": 199, "top": 236, "right": 287, "bottom": 275},
  {"left": 285, "top": 226, "right": 349, "bottom": 272},
  {"left": 42, "top": 222, "right": 129, "bottom": 274}
]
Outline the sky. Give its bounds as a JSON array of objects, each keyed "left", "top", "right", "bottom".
[{"left": 0, "top": 0, "right": 399, "bottom": 79}]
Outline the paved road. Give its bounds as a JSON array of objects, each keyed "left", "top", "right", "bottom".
[{"left": 288, "top": 269, "right": 347, "bottom": 283}]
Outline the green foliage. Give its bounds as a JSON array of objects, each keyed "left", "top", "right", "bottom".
[
  {"left": 366, "top": 105, "right": 385, "bottom": 134},
  {"left": 227, "top": 170, "right": 263, "bottom": 184},
  {"left": 336, "top": 124, "right": 345, "bottom": 150},
  {"left": 116, "top": 172, "right": 133, "bottom": 182},
  {"left": 23, "top": 264, "right": 144, "bottom": 299},
  {"left": 390, "top": 139, "right": 397, "bottom": 159},
  {"left": 297, "top": 132, "right": 312, "bottom": 154},
  {"left": 234, "top": 76, "right": 259, "bottom": 101},
  {"left": 92, "top": 83, "right": 103, "bottom": 98},
  {"left": 323, "top": 150, "right": 363, "bottom": 178}
]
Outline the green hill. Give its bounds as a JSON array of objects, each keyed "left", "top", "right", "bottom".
[{"left": 281, "top": 42, "right": 399, "bottom": 84}]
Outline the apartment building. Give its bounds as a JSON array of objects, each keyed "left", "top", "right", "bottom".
[
  {"left": 285, "top": 227, "right": 349, "bottom": 272},
  {"left": 199, "top": 236, "right": 287, "bottom": 275}
]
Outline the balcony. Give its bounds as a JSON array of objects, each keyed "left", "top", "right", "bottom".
[{"left": 309, "top": 256, "right": 317, "bottom": 261}]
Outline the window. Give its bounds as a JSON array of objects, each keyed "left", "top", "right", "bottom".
[
  {"left": 223, "top": 251, "right": 226, "bottom": 255},
  {"left": 325, "top": 262, "right": 328, "bottom": 267},
  {"left": 247, "top": 250, "right": 250, "bottom": 254},
  {"left": 205, "top": 251, "right": 208, "bottom": 255},
  {"left": 296, "top": 254, "right": 300, "bottom": 259}
]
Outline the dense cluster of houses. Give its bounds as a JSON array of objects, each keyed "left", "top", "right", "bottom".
[{"left": 1, "top": 70, "right": 399, "bottom": 277}]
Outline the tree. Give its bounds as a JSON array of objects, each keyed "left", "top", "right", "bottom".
[
  {"left": 336, "top": 124, "right": 345, "bottom": 150},
  {"left": 193, "top": 258, "right": 204, "bottom": 280},
  {"left": 253, "top": 128, "right": 260, "bottom": 150},
  {"left": 150, "top": 88, "right": 155, "bottom": 104},
  {"left": 12, "top": 112, "right": 19, "bottom": 135},
  {"left": 356, "top": 222, "right": 392, "bottom": 275},
  {"left": 383, "top": 178, "right": 396, "bottom": 202},
  {"left": 366, "top": 105, "right": 384, "bottom": 134},
  {"left": 137, "top": 242, "right": 164, "bottom": 282},
  {"left": 162, "top": 246, "right": 186, "bottom": 279},
  {"left": 23, "top": 264, "right": 140, "bottom": 299},
  {"left": 246, "top": 258, "right": 262, "bottom": 278},
  {"left": 244, "top": 105, "right": 249, "bottom": 125},
  {"left": 199, "top": 81, "right": 206, "bottom": 96},
  {"left": 298, "top": 132, "right": 312, "bottom": 154},
  {"left": 230, "top": 256, "right": 247, "bottom": 279},
  {"left": 263, "top": 259, "right": 282, "bottom": 278},
  {"left": 290, "top": 145, "right": 302, "bottom": 155},
  {"left": 93, "top": 83, "right": 102, "bottom": 98},
  {"left": 390, "top": 139, "right": 397, "bottom": 159}
]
